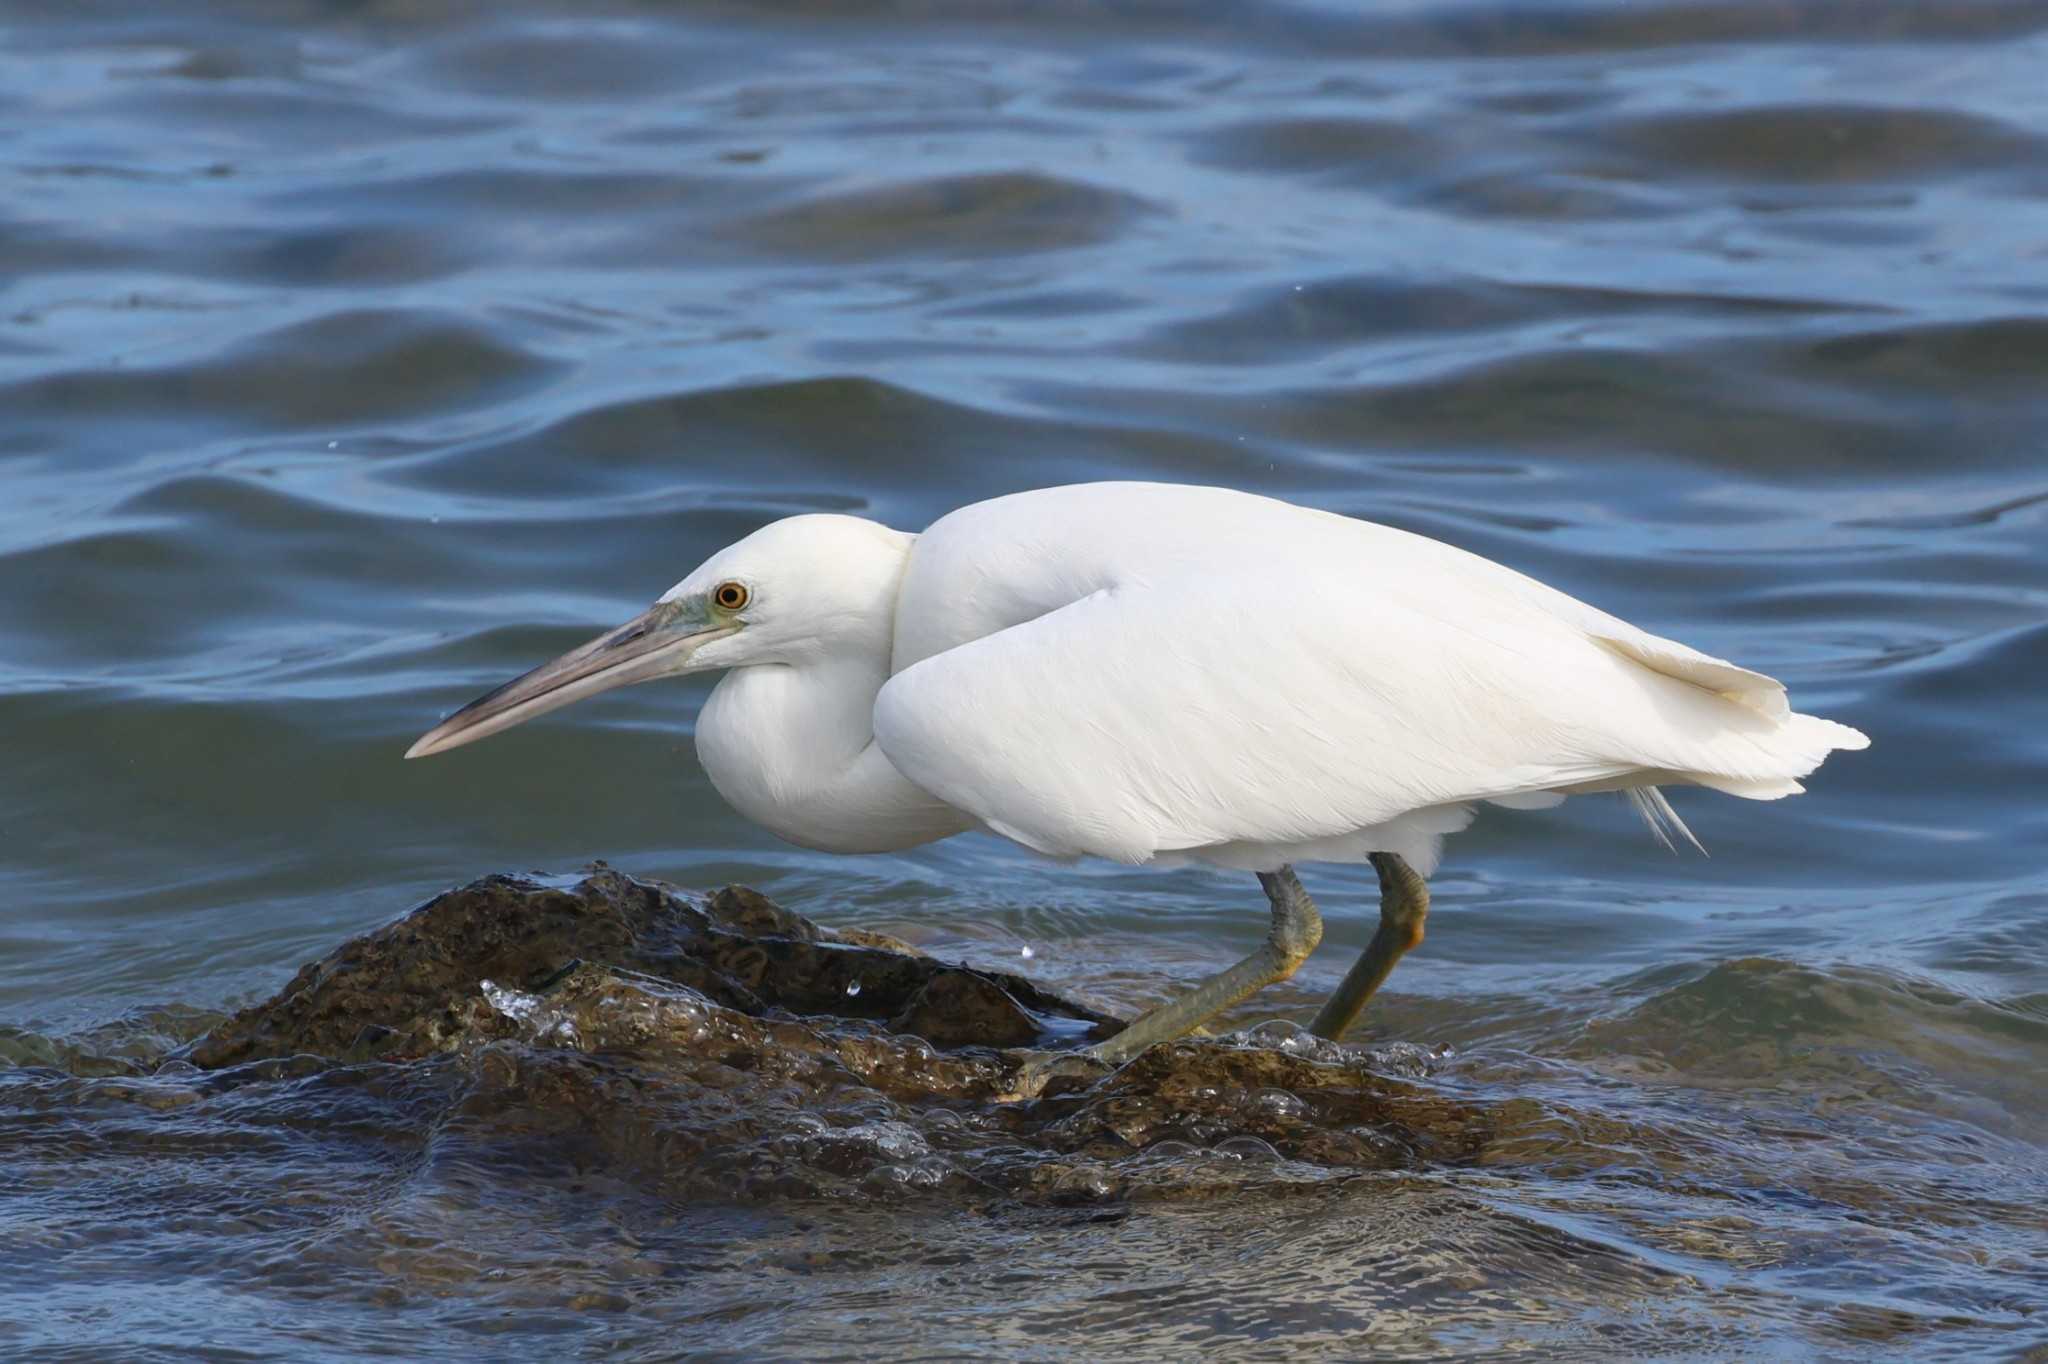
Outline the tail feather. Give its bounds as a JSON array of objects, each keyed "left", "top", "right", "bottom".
[
  {"left": 1621, "top": 703, "right": 1863, "bottom": 852},
  {"left": 1568, "top": 625, "right": 1866, "bottom": 854},
  {"left": 1626, "top": 785, "right": 1706, "bottom": 854},
  {"left": 1789, "top": 713, "right": 1870, "bottom": 753}
]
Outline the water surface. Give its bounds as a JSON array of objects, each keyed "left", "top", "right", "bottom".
[{"left": 3, "top": 0, "right": 2046, "bottom": 1358}]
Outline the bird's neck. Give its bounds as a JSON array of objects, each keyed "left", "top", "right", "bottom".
[{"left": 695, "top": 652, "right": 971, "bottom": 854}]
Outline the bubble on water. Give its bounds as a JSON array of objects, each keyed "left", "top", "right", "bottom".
[
  {"left": 862, "top": 1157, "right": 953, "bottom": 1193},
  {"left": 852, "top": 1120, "right": 928, "bottom": 1161},
  {"left": 1241, "top": 1019, "right": 1315, "bottom": 1052},
  {"left": 1019, "top": 945, "right": 1034, "bottom": 959},
  {"left": 1248, "top": 1087, "right": 1309, "bottom": 1121},
  {"left": 1044, "top": 1162, "right": 1119, "bottom": 1203},
  {"left": 1237, "top": 1019, "right": 1351, "bottom": 1064},
  {"left": 1213, "top": 1135, "right": 1281, "bottom": 1163},
  {"left": 845, "top": 980, "right": 862, "bottom": 998},
  {"left": 1368, "top": 1040, "right": 1443, "bottom": 1078},
  {"left": 805, "top": 1119, "right": 929, "bottom": 1165}
]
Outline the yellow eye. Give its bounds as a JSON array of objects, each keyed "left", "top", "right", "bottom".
[{"left": 713, "top": 580, "right": 750, "bottom": 611}]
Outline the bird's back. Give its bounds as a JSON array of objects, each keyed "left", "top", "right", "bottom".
[
  {"left": 876, "top": 482, "right": 1864, "bottom": 872},
  {"left": 898, "top": 483, "right": 1747, "bottom": 698},
  {"left": 894, "top": 483, "right": 1425, "bottom": 670}
]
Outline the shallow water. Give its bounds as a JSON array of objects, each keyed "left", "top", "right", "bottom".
[{"left": 3, "top": 0, "right": 2046, "bottom": 1357}]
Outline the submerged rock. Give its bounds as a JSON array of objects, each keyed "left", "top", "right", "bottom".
[{"left": 182, "top": 867, "right": 1510, "bottom": 1204}]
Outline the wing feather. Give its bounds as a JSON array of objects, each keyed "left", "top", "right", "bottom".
[
  {"left": 873, "top": 572, "right": 1770, "bottom": 864},
  {"left": 873, "top": 484, "right": 1864, "bottom": 868}
]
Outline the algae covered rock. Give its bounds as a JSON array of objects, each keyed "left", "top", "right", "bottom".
[
  {"left": 179, "top": 867, "right": 1521, "bottom": 1205},
  {"left": 186, "top": 867, "right": 1113, "bottom": 1070}
]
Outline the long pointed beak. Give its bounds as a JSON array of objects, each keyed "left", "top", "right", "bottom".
[{"left": 405, "top": 600, "right": 731, "bottom": 760}]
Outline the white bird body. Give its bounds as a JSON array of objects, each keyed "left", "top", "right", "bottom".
[
  {"left": 408, "top": 480, "right": 1868, "bottom": 1063},
  {"left": 671, "top": 482, "right": 1864, "bottom": 874}
]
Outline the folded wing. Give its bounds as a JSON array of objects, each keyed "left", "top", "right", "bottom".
[{"left": 872, "top": 569, "right": 1864, "bottom": 866}]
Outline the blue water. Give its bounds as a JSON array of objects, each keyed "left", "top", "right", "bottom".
[{"left": 2, "top": 1, "right": 2045, "bottom": 1357}]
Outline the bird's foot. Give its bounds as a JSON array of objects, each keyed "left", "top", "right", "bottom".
[{"left": 1000, "top": 1047, "right": 1113, "bottom": 1102}]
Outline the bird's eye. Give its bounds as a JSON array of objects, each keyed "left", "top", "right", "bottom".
[{"left": 713, "top": 581, "right": 750, "bottom": 611}]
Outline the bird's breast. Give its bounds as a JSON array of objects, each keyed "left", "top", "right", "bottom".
[{"left": 696, "top": 662, "right": 972, "bottom": 854}]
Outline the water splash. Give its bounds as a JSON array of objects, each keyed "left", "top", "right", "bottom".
[{"left": 480, "top": 978, "right": 581, "bottom": 1047}]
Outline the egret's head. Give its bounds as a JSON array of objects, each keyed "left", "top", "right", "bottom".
[{"left": 405, "top": 513, "right": 911, "bottom": 759}]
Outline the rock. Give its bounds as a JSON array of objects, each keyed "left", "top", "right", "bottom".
[
  {"left": 185, "top": 867, "right": 1116, "bottom": 1069},
  {"left": 888, "top": 969, "right": 1042, "bottom": 1049},
  {"left": 177, "top": 867, "right": 1536, "bottom": 1206}
]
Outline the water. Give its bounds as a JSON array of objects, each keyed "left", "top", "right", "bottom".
[{"left": 3, "top": 0, "right": 2046, "bottom": 1356}]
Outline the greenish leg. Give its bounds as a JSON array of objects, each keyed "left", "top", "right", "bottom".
[
  {"left": 1084, "top": 865, "right": 1324, "bottom": 1067},
  {"left": 1308, "top": 851, "right": 1430, "bottom": 1041}
]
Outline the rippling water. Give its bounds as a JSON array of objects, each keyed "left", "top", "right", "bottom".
[{"left": 4, "top": 0, "right": 2046, "bottom": 1357}]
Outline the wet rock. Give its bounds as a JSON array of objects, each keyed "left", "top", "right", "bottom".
[
  {"left": 888, "top": 969, "right": 1041, "bottom": 1048},
  {"left": 389, "top": 953, "right": 1502, "bottom": 1204},
  {"left": 186, "top": 867, "right": 1114, "bottom": 1069},
  {"left": 180, "top": 867, "right": 1530, "bottom": 1206},
  {"left": 1031, "top": 1040, "right": 1494, "bottom": 1177},
  {"left": 701, "top": 883, "right": 922, "bottom": 956}
]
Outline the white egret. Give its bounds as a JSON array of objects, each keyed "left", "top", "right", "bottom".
[{"left": 407, "top": 482, "right": 1867, "bottom": 1063}]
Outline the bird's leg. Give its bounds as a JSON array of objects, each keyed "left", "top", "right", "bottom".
[
  {"left": 1085, "top": 865, "right": 1324, "bottom": 1067},
  {"left": 1308, "top": 851, "right": 1429, "bottom": 1041}
]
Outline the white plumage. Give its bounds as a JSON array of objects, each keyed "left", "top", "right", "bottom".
[
  {"left": 875, "top": 484, "right": 1862, "bottom": 874},
  {"left": 408, "top": 481, "right": 1867, "bottom": 1061}
]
